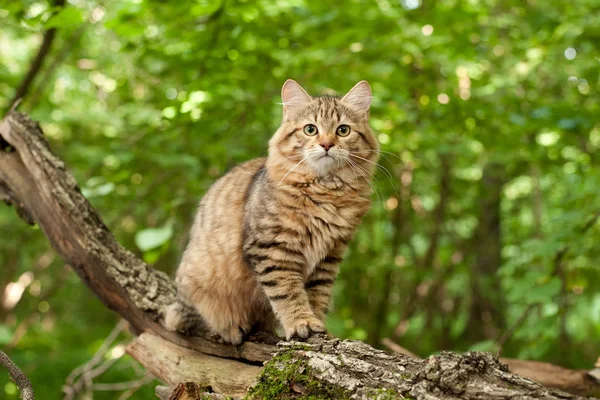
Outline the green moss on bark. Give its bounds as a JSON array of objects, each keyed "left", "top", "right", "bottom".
[
  {"left": 363, "top": 388, "right": 411, "bottom": 399},
  {"left": 245, "top": 349, "right": 351, "bottom": 400}
]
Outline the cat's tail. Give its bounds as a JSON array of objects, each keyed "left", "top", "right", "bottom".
[{"left": 163, "top": 295, "right": 207, "bottom": 336}]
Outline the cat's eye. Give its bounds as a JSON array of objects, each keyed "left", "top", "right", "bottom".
[
  {"left": 336, "top": 125, "right": 351, "bottom": 137},
  {"left": 303, "top": 124, "right": 318, "bottom": 136}
]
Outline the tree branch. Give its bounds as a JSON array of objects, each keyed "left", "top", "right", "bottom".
[
  {"left": 383, "top": 339, "right": 600, "bottom": 397},
  {"left": 8, "top": 0, "right": 67, "bottom": 111},
  {"left": 63, "top": 319, "right": 128, "bottom": 399},
  {"left": 422, "top": 154, "right": 451, "bottom": 269},
  {"left": 26, "top": 23, "right": 87, "bottom": 110},
  {"left": 0, "top": 349, "right": 35, "bottom": 400},
  {"left": 552, "top": 210, "right": 600, "bottom": 353}
]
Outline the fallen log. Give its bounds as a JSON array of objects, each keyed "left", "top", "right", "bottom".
[{"left": 0, "top": 111, "right": 594, "bottom": 399}]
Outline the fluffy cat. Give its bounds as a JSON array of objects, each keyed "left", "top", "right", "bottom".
[{"left": 164, "top": 79, "right": 379, "bottom": 344}]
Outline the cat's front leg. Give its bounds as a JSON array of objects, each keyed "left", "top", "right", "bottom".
[
  {"left": 306, "top": 257, "right": 339, "bottom": 322},
  {"left": 307, "top": 242, "right": 346, "bottom": 322},
  {"left": 255, "top": 262, "right": 325, "bottom": 340}
]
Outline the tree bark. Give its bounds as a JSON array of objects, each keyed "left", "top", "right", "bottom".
[
  {"left": 382, "top": 338, "right": 600, "bottom": 398},
  {"left": 0, "top": 349, "right": 35, "bottom": 400},
  {"left": 0, "top": 112, "right": 594, "bottom": 399}
]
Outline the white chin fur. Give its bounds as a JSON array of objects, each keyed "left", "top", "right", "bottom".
[{"left": 309, "top": 155, "right": 337, "bottom": 176}]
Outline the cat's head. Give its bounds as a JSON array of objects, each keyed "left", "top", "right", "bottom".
[{"left": 268, "top": 80, "right": 379, "bottom": 178}]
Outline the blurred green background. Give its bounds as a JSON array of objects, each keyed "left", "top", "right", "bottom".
[{"left": 1, "top": 0, "right": 599, "bottom": 398}]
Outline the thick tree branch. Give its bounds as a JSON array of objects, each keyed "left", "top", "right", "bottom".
[
  {"left": 127, "top": 333, "right": 262, "bottom": 397},
  {"left": 383, "top": 340, "right": 600, "bottom": 398},
  {"left": 0, "top": 111, "right": 591, "bottom": 399},
  {"left": 0, "top": 349, "right": 35, "bottom": 400},
  {"left": 0, "top": 112, "right": 276, "bottom": 362},
  {"left": 0, "top": 180, "right": 34, "bottom": 224}
]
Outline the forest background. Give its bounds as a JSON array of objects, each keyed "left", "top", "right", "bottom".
[{"left": 1, "top": 0, "right": 599, "bottom": 398}]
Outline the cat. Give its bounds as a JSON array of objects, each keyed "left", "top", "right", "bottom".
[{"left": 164, "top": 79, "right": 379, "bottom": 344}]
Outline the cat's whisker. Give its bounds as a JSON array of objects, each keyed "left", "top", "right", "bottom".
[
  {"left": 348, "top": 153, "right": 394, "bottom": 180},
  {"left": 357, "top": 149, "right": 401, "bottom": 159},
  {"left": 345, "top": 158, "right": 385, "bottom": 220},
  {"left": 348, "top": 153, "right": 400, "bottom": 198},
  {"left": 355, "top": 150, "right": 401, "bottom": 168},
  {"left": 276, "top": 150, "right": 319, "bottom": 188},
  {"left": 345, "top": 157, "right": 384, "bottom": 211},
  {"left": 350, "top": 159, "right": 386, "bottom": 219},
  {"left": 274, "top": 148, "right": 322, "bottom": 205},
  {"left": 343, "top": 158, "right": 364, "bottom": 191},
  {"left": 275, "top": 156, "right": 311, "bottom": 207}
]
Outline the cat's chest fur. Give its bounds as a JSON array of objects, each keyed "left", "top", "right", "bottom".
[{"left": 291, "top": 176, "right": 369, "bottom": 274}]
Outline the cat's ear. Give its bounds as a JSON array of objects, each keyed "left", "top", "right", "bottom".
[
  {"left": 281, "top": 79, "right": 312, "bottom": 115},
  {"left": 342, "top": 80, "right": 372, "bottom": 114}
]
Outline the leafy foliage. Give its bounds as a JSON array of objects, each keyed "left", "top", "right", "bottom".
[{"left": 1, "top": 0, "right": 599, "bottom": 398}]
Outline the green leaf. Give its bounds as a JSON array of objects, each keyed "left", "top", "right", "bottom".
[
  {"left": 0, "top": 324, "right": 12, "bottom": 345},
  {"left": 135, "top": 224, "right": 173, "bottom": 252},
  {"left": 45, "top": 7, "right": 84, "bottom": 29},
  {"left": 469, "top": 340, "right": 497, "bottom": 353},
  {"left": 82, "top": 182, "right": 115, "bottom": 198},
  {"left": 526, "top": 278, "right": 562, "bottom": 304},
  {"left": 190, "top": 0, "right": 222, "bottom": 16}
]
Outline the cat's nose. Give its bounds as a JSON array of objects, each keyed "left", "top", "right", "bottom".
[{"left": 320, "top": 142, "right": 335, "bottom": 152}]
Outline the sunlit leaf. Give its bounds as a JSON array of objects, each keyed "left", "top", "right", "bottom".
[
  {"left": 45, "top": 7, "right": 83, "bottom": 29},
  {"left": 135, "top": 224, "right": 173, "bottom": 252}
]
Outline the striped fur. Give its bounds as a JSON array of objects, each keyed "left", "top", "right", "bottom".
[{"left": 165, "top": 80, "right": 379, "bottom": 344}]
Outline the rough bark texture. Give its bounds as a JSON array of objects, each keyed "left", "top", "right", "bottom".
[
  {"left": 384, "top": 338, "right": 600, "bottom": 398},
  {"left": 200, "top": 335, "right": 594, "bottom": 400},
  {"left": 501, "top": 359, "right": 600, "bottom": 398},
  {"left": 156, "top": 383, "right": 230, "bottom": 400},
  {"left": 0, "top": 349, "right": 35, "bottom": 400},
  {"left": 0, "top": 111, "right": 596, "bottom": 399}
]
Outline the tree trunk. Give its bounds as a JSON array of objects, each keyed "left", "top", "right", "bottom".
[
  {"left": 467, "top": 163, "right": 507, "bottom": 341},
  {"left": 0, "top": 112, "right": 595, "bottom": 399}
]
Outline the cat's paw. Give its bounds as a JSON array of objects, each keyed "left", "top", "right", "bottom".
[
  {"left": 285, "top": 316, "right": 326, "bottom": 340},
  {"left": 214, "top": 325, "right": 250, "bottom": 346}
]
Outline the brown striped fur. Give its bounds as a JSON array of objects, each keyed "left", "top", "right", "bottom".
[{"left": 165, "top": 80, "right": 379, "bottom": 344}]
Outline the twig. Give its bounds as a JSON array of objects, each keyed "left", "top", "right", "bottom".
[
  {"left": 92, "top": 374, "right": 153, "bottom": 391},
  {"left": 27, "top": 24, "right": 87, "bottom": 110},
  {"left": 9, "top": 98, "right": 22, "bottom": 113},
  {"left": 0, "top": 349, "right": 35, "bottom": 400},
  {"left": 117, "top": 374, "right": 154, "bottom": 400},
  {"left": 495, "top": 304, "right": 536, "bottom": 348},
  {"left": 7, "top": 0, "right": 67, "bottom": 111},
  {"left": 63, "top": 319, "right": 127, "bottom": 399},
  {"left": 552, "top": 210, "right": 600, "bottom": 352},
  {"left": 380, "top": 338, "right": 420, "bottom": 359},
  {"left": 531, "top": 163, "right": 543, "bottom": 238}
]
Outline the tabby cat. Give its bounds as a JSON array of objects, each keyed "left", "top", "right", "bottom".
[{"left": 164, "top": 79, "right": 379, "bottom": 344}]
